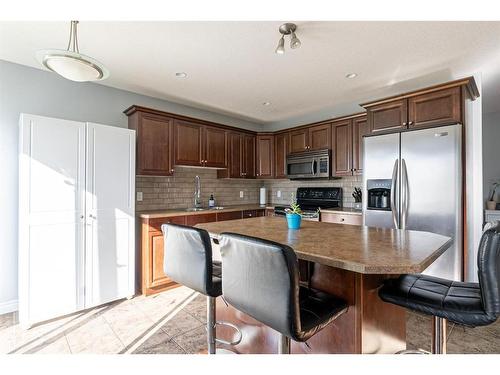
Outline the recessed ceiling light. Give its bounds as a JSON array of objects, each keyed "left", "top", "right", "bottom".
[
  {"left": 175, "top": 72, "right": 187, "bottom": 78},
  {"left": 345, "top": 73, "right": 358, "bottom": 79},
  {"left": 262, "top": 102, "right": 271, "bottom": 106}
]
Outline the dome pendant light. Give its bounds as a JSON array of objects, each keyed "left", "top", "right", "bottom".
[
  {"left": 36, "top": 21, "right": 109, "bottom": 82},
  {"left": 275, "top": 23, "right": 301, "bottom": 54}
]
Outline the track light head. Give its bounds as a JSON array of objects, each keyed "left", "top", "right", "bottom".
[
  {"left": 290, "top": 31, "right": 301, "bottom": 49},
  {"left": 275, "top": 35, "right": 285, "bottom": 55}
]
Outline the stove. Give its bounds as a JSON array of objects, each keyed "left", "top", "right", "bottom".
[{"left": 274, "top": 187, "right": 342, "bottom": 221}]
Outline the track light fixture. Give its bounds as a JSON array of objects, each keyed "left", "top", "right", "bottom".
[{"left": 275, "top": 23, "right": 301, "bottom": 54}]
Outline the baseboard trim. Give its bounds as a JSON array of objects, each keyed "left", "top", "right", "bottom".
[{"left": 0, "top": 299, "right": 18, "bottom": 314}]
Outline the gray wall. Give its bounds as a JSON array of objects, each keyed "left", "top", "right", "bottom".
[
  {"left": 482, "top": 111, "right": 500, "bottom": 203},
  {"left": 0, "top": 60, "right": 262, "bottom": 311}
]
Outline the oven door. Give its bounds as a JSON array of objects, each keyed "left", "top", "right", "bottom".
[{"left": 286, "top": 156, "right": 317, "bottom": 179}]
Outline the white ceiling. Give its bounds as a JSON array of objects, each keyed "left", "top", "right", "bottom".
[{"left": 2, "top": 21, "right": 500, "bottom": 127}]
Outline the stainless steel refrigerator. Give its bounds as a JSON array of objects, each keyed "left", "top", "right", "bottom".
[{"left": 363, "top": 124, "right": 462, "bottom": 281}]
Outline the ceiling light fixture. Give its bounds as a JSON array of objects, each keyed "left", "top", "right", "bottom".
[
  {"left": 345, "top": 73, "right": 358, "bottom": 79},
  {"left": 175, "top": 72, "right": 188, "bottom": 78},
  {"left": 262, "top": 101, "right": 271, "bottom": 106},
  {"left": 36, "top": 21, "right": 109, "bottom": 82},
  {"left": 275, "top": 23, "right": 301, "bottom": 54}
]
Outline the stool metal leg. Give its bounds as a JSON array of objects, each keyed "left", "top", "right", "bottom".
[
  {"left": 207, "top": 296, "right": 216, "bottom": 354},
  {"left": 278, "top": 334, "right": 291, "bottom": 354},
  {"left": 431, "top": 316, "right": 447, "bottom": 354}
]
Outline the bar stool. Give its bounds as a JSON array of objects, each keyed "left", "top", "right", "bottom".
[
  {"left": 379, "top": 221, "right": 500, "bottom": 354},
  {"left": 161, "top": 223, "right": 241, "bottom": 354},
  {"left": 218, "top": 232, "right": 348, "bottom": 354}
]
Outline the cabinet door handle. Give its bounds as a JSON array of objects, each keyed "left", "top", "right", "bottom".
[
  {"left": 403, "top": 122, "right": 408, "bottom": 126},
  {"left": 408, "top": 121, "right": 413, "bottom": 126}
]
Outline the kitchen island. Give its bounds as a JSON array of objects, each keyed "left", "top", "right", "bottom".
[{"left": 197, "top": 216, "right": 452, "bottom": 354}]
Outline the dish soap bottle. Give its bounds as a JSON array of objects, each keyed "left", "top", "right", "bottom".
[{"left": 208, "top": 194, "right": 215, "bottom": 208}]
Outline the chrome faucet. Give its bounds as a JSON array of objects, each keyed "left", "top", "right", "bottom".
[{"left": 194, "top": 175, "right": 202, "bottom": 208}]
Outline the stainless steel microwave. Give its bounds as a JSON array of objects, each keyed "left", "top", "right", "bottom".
[{"left": 286, "top": 149, "right": 331, "bottom": 179}]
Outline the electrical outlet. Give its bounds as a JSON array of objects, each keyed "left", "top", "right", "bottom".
[
  {"left": 277, "top": 190, "right": 281, "bottom": 198},
  {"left": 137, "top": 192, "right": 143, "bottom": 201},
  {"left": 240, "top": 191, "right": 244, "bottom": 198}
]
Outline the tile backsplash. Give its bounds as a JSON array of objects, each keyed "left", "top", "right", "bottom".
[
  {"left": 135, "top": 167, "right": 262, "bottom": 211},
  {"left": 136, "top": 167, "right": 363, "bottom": 212}
]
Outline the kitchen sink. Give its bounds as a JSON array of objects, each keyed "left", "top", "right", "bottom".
[{"left": 209, "top": 206, "right": 225, "bottom": 210}]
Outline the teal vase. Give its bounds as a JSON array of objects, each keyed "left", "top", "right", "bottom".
[{"left": 286, "top": 213, "right": 302, "bottom": 229}]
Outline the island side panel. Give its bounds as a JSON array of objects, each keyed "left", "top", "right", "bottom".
[
  {"left": 215, "top": 263, "right": 406, "bottom": 354},
  {"left": 303, "top": 264, "right": 360, "bottom": 353},
  {"left": 360, "top": 274, "right": 406, "bottom": 354},
  {"left": 214, "top": 263, "right": 360, "bottom": 353}
]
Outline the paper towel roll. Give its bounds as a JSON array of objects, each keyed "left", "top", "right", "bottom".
[{"left": 259, "top": 187, "right": 267, "bottom": 206}]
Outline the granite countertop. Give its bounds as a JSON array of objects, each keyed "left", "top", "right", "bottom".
[
  {"left": 197, "top": 216, "right": 452, "bottom": 275},
  {"left": 320, "top": 207, "right": 363, "bottom": 215},
  {"left": 138, "top": 204, "right": 274, "bottom": 219}
]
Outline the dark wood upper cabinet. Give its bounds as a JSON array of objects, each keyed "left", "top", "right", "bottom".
[
  {"left": 242, "top": 134, "right": 256, "bottom": 178},
  {"left": 308, "top": 124, "right": 331, "bottom": 151},
  {"left": 256, "top": 135, "right": 274, "bottom": 178},
  {"left": 331, "top": 119, "right": 353, "bottom": 177},
  {"left": 174, "top": 119, "right": 203, "bottom": 166},
  {"left": 352, "top": 116, "right": 370, "bottom": 175},
  {"left": 368, "top": 99, "right": 408, "bottom": 133},
  {"left": 408, "top": 87, "right": 461, "bottom": 129},
  {"left": 289, "top": 129, "right": 309, "bottom": 153},
  {"left": 203, "top": 126, "right": 227, "bottom": 168},
  {"left": 129, "top": 112, "right": 173, "bottom": 176},
  {"left": 274, "top": 132, "right": 288, "bottom": 179},
  {"left": 227, "top": 132, "right": 242, "bottom": 178}
]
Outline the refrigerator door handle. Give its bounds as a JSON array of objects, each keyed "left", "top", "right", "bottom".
[
  {"left": 391, "top": 159, "right": 399, "bottom": 229},
  {"left": 401, "top": 158, "right": 409, "bottom": 230}
]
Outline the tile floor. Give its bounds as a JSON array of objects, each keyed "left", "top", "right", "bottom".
[{"left": 1, "top": 286, "right": 498, "bottom": 354}]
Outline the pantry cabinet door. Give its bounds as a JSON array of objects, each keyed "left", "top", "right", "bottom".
[
  {"left": 85, "top": 123, "right": 135, "bottom": 308},
  {"left": 18, "top": 114, "right": 86, "bottom": 327}
]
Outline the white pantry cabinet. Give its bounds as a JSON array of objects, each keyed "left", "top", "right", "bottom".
[{"left": 19, "top": 114, "right": 136, "bottom": 328}]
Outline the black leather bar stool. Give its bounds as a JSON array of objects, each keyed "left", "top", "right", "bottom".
[
  {"left": 379, "top": 222, "right": 500, "bottom": 354},
  {"left": 219, "top": 233, "right": 348, "bottom": 354},
  {"left": 161, "top": 223, "right": 241, "bottom": 354}
]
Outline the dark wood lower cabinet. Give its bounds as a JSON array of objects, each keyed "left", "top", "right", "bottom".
[
  {"left": 140, "top": 209, "right": 266, "bottom": 296},
  {"left": 216, "top": 211, "right": 243, "bottom": 221},
  {"left": 141, "top": 215, "right": 187, "bottom": 296}
]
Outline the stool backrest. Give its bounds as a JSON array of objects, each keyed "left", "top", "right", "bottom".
[
  {"left": 219, "top": 233, "right": 300, "bottom": 338},
  {"left": 161, "top": 223, "right": 215, "bottom": 296},
  {"left": 478, "top": 221, "right": 500, "bottom": 316}
]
